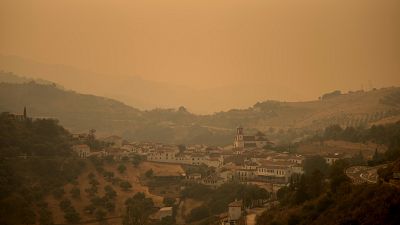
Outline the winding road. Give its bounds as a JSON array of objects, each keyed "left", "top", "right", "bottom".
[{"left": 346, "top": 164, "right": 388, "bottom": 184}]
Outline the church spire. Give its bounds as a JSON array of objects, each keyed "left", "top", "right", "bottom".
[{"left": 23, "top": 106, "right": 27, "bottom": 119}]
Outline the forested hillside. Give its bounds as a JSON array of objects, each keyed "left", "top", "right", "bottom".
[
  {"left": 0, "top": 112, "right": 72, "bottom": 157},
  {"left": 0, "top": 114, "right": 86, "bottom": 225},
  {"left": 257, "top": 183, "right": 400, "bottom": 225},
  {"left": 256, "top": 122, "right": 400, "bottom": 225}
]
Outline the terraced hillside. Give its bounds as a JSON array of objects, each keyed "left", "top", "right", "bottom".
[{"left": 204, "top": 87, "right": 400, "bottom": 131}]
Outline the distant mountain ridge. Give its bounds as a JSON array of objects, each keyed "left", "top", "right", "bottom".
[
  {"left": 1, "top": 71, "right": 399, "bottom": 145},
  {"left": 0, "top": 54, "right": 308, "bottom": 114},
  {"left": 0, "top": 70, "right": 64, "bottom": 88}
]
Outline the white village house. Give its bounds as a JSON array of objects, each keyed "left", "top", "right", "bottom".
[{"left": 72, "top": 144, "right": 91, "bottom": 158}]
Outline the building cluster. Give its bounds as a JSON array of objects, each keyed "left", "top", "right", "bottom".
[
  {"left": 71, "top": 127, "right": 346, "bottom": 192},
  {"left": 147, "top": 145, "right": 223, "bottom": 168},
  {"left": 5, "top": 107, "right": 28, "bottom": 121},
  {"left": 184, "top": 149, "right": 306, "bottom": 191}
]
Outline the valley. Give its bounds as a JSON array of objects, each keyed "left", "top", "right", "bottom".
[{"left": 1, "top": 71, "right": 399, "bottom": 146}]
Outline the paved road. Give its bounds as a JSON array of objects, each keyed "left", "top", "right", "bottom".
[{"left": 346, "top": 164, "right": 388, "bottom": 184}]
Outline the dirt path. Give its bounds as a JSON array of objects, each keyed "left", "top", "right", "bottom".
[
  {"left": 246, "top": 208, "right": 266, "bottom": 225},
  {"left": 175, "top": 200, "right": 186, "bottom": 225}
]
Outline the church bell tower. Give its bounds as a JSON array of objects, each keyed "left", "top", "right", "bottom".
[
  {"left": 23, "top": 106, "right": 27, "bottom": 119},
  {"left": 234, "top": 126, "right": 245, "bottom": 148}
]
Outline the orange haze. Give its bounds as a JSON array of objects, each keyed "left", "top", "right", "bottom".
[{"left": 1, "top": 0, "right": 400, "bottom": 113}]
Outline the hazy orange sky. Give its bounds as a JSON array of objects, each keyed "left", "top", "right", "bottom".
[{"left": 1, "top": 0, "right": 400, "bottom": 112}]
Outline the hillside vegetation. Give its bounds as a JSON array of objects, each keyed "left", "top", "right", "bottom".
[
  {"left": 205, "top": 88, "right": 400, "bottom": 131},
  {"left": 0, "top": 114, "right": 184, "bottom": 225},
  {"left": 0, "top": 114, "right": 85, "bottom": 225},
  {"left": 1, "top": 72, "right": 400, "bottom": 145},
  {"left": 256, "top": 121, "right": 400, "bottom": 225},
  {"left": 257, "top": 183, "right": 400, "bottom": 225},
  {"left": 0, "top": 82, "right": 142, "bottom": 133}
]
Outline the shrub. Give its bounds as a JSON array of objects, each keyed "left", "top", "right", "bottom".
[
  {"left": 118, "top": 164, "right": 126, "bottom": 174},
  {"left": 70, "top": 187, "right": 80, "bottom": 199},
  {"left": 64, "top": 207, "right": 80, "bottom": 224},
  {"left": 120, "top": 181, "right": 132, "bottom": 191},
  {"left": 59, "top": 199, "right": 72, "bottom": 211},
  {"left": 145, "top": 169, "right": 154, "bottom": 178},
  {"left": 95, "top": 209, "right": 106, "bottom": 221},
  {"left": 132, "top": 155, "right": 143, "bottom": 167},
  {"left": 104, "top": 185, "right": 117, "bottom": 199},
  {"left": 52, "top": 187, "right": 65, "bottom": 199},
  {"left": 105, "top": 201, "right": 116, "bottom": 212},
  {"left": 90, "top": 196, "right": 105, "bottom": 206}
]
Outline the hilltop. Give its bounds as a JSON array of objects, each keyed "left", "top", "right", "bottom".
[
  {"left": 1, "top": 71, "right": 400, "bottom": 145},
  {"left": 0, "top": 81, "right": 143, "bottom": 137},
  {"left": 208, "top": 87, "right": 400, "bottom": 131}
]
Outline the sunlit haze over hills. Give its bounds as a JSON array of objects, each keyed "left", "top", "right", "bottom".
[
  {"left": 1, "top": 2, "right": 400, "bottom": 225},
  {"left": 1, "top": 0, "right": 400, "bottom": 113}
]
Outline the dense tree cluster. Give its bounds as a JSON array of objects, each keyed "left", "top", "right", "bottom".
[
  {"left": 319, "top": 122, "right": 400, "bottom": 145},
  {"left": 310, "top": 122, "right": 400, "bottom": 162},
  {"left": 257, "top": 121, "right": 400, "bottom": 225},
  {"left": 0, "top": 115, "right": 86, "bottom": 225},
  {"left": 277, "top": 158, "right": 350, "bottom": 207},
  {"left": 182, "top": 164, "right": 215, "bottom": 177},
  {"left": 123, "top": 192, "right": 156, "bottom": 225},
  {"left": 0, "top": 112, "right": 72, "bottom": 157},
  {"left": 0, "top": 156, "right": 86, "bottom": 224},
  {"left": 257, "top": 183, "right": 400, "bottom": 225}
]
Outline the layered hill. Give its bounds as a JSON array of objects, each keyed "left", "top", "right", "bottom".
[
  {"left": 1, "top": 71, "right": 400, "bottom": 145},
  {"left": 0, "top": 81, "right": 143, "bottom": 136},
  {"left": 205, "top": 87, "right": 400, "bottom": 131},
  {"left": 0, "top": 55, "right": 279, "bottom": 114}
]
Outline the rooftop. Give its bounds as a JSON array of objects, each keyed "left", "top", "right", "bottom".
[
  {"left": 259, "top": 160, "right": 295, "bottom": 169},
  {"left": 229, "top": 200, "right": 243, "bottom": 207},
  {"left": 243, "top": 136, "right": 256, "bottom": 141},
  {"left": 159, "top": 207, "right": 173, "bottom": 212}
]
